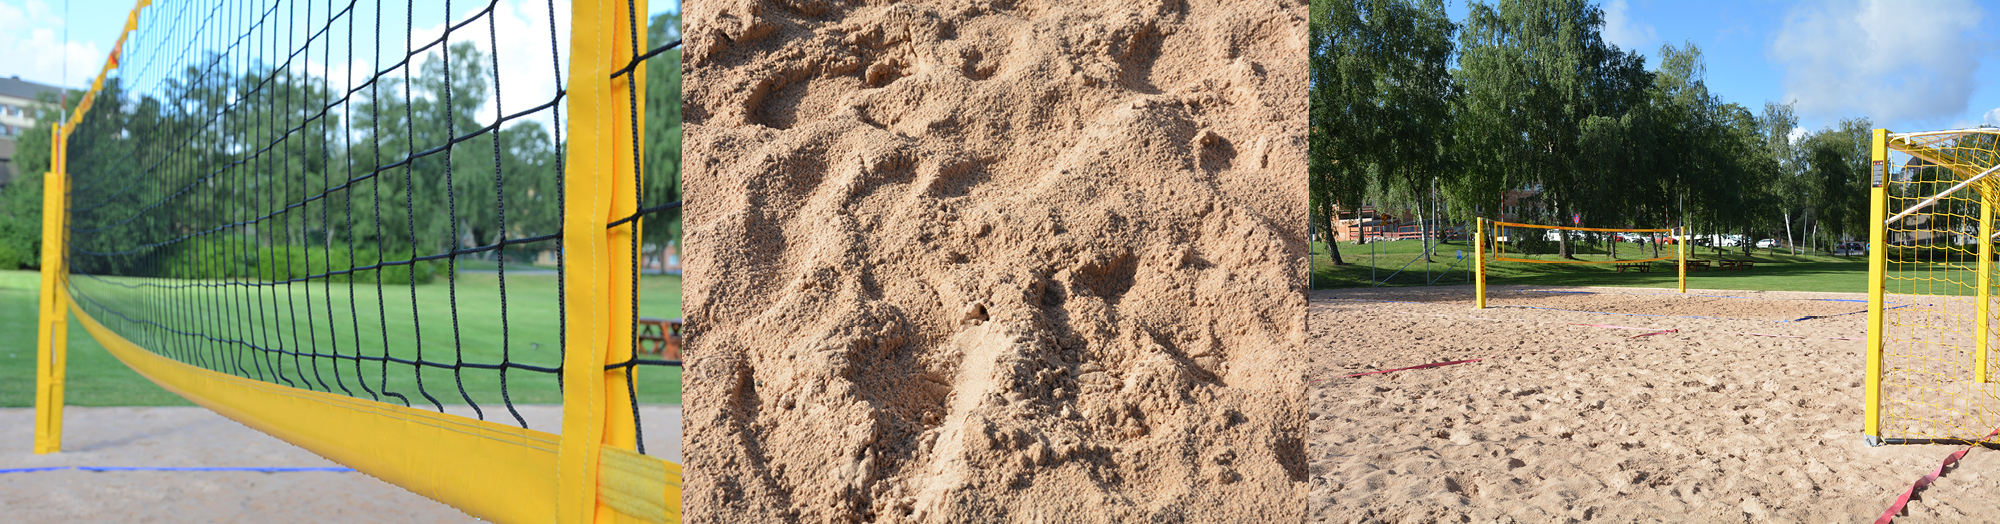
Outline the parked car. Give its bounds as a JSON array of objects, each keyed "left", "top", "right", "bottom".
[{"left": 1755, "top": 239, "right": 1779, "bottom": 248}]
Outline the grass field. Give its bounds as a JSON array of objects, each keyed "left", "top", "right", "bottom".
[
  {"left": 1, "top": 268, "right": 682, "bottom": 411},
  {"left": 1311, "top": 239, "right": 1875, "bottom": 293}
]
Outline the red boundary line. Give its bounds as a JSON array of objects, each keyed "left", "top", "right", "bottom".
[{"left": 1876, "top": 427, "right": 2000, "bottom": 524}]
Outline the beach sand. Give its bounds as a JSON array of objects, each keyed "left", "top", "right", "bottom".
[
  {"left": 1309, "top": 284, "right": 2000, "bottom": 523},
  {"left": 682, "top": 0, "right": 1309, "bottom": 521}
]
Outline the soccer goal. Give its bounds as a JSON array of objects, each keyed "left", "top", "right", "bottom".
[
  {"left": 1865, "top": 128, "right": 2000, "bottom": 446},
  {"left": 1472, "top": 219, "right": 1688, "bottom": 308}
]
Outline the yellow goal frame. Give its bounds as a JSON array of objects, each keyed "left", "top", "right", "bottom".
[{"left": 1864, "top": 127, "right": 2000, "bottom": 447}]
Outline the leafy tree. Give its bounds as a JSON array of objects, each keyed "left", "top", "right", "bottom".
[
  {"left": 1801, "top": 118, "right": 1871, "bottom": 250},
  {"left": 1454, "top": 0, "right": 1646, "bottom": 258},
  {"left": 0, "top": 90, "right": 85, "bottom": 269},
  {"left": 1309, "top": 0, "right": 1455, "bottom": 265},
  {"left": 643, "top": 10, "right": 685, "bottom": 265}
]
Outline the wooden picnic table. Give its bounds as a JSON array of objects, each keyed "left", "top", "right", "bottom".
[
  {"left": 1719, "top": 260, "right": 1755, "bottom": 271},
  {"left": 637, "top": 317, "right": 683, "bottom": 361},
  {"left": 1615, "top": 263, "right": 1651, "bottom": 273},
  {"left": 1686, "top": 260, "right": 1712, "bottom": 271}
]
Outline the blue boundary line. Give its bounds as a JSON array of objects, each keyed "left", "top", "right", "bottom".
[{"left": 0, "top": 466, "right": 355, "bottom": 474}]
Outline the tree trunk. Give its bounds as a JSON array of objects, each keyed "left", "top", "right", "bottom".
[
  {"left": 1321, "top": 202, "right": 1346, "bottom": 265},
  {"left": 1784, "top": 212, "right": 1795, "bottom": 255},
  {"left": 1742, "top": 224, "right": 1753, "bottom": 257},
  {"left": 1556, "top": 204, "right": 1574, "bottom": 259},
  {"left": 1421, "top": 199, "right": 1435, "bottom": 263}
]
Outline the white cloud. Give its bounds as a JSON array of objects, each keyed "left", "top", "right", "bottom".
[
  {"left": 0, "top": 0, "right": 105, "bottom": 90},
  {"left": 1788, "top": 126, "right": 1808, "bottom": 145},
  {"left": 1600, "top": 0, "right": 1657, "bottom": 52},
  {"left": 1770, "top": 0, "right": 1989, "bottom": 128}
]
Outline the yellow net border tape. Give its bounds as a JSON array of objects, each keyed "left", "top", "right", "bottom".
[{"left": 67, "top": 294, "right": 562, "bottom": 523}]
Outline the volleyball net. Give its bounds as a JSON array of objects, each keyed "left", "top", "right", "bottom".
[
  {"left": 32, "top": 0, "right": 684, "bottom": 522},
  {"left": 1472, "top": 219, "right": 1688, "bottom": 308},
  {"left": 1866, "top": 128, "right": 2000, "bottom": 446}
]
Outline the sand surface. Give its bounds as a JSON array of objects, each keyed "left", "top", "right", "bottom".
[
  {"left": 683, "top": 0, "right": 1308, "bottom": 521},
  {"left": 1309, "top": 284, "right": 2000, "bottom": 523},
  {"left": 0, "top": 405, "right": 681, "bottom": 523}
]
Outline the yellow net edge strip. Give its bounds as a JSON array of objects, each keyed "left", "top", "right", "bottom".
[
  {"left": 66, "top": 292, "right": 561, "bottom": 524},
  {"left": 597, "top": 446, "right": 684, "bottom": 524},
  {"left": 1489, "top": 221, "right": 1674, "bottom": 233},
  {"left": 1491, "top": 255, "right": 1678, "bottom": 265}
]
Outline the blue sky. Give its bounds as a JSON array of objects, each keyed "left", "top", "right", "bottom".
[
  {"left": 0, "top": 0, "right": 678, "bottom": 120},
  {"left": 1444, "top": 0, "right": 2000, "bottom": 136},
  {"left": 5, "top": 0, "right": 1992, "bottom": 136}
]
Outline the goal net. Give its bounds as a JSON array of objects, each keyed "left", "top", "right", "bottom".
[
  {"left": 1867, "top": 128, "right": 2000, "bottom": 445},
  {"left": 1473, "top": 219, "right": 1687, "bottom": 308}
]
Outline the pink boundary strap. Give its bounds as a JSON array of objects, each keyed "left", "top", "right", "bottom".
[{"left": 1876, "top": 428, "right": 2000, "bottom": 524}]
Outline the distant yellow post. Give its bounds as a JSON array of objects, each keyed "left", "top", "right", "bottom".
[
  {"left": 1979, "top": 191, "right": 1994, "bottom": 383},
  {"left": 1677, "top": 227, "right": 1688, "bottom": 293},
  {"left": 34, "top": 123, "right": 70, "bottom": 455},
  {"left": 1865, "top": 128, "right": 1890, "bottom": 445},
  {"left": 1474, "top": 219, "right": 1487, "bottom": 309}
]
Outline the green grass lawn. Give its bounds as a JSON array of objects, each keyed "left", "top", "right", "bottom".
[
  {"left": 1, "top": 271, "right": 195, "bottom": 407},
  {"left": 1311, "top": 239, "right": 1876, "bottom": 293},
  {"left": 2, "top": 268, "right": 681, "bottom": 409}
]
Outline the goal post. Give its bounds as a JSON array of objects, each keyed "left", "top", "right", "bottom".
[
  {"left": 1865, "top": 127, "right": 2000, "bottom": 446},
  {"left": 1472, "top": 218, "right": 1687, "bottom": 309}
]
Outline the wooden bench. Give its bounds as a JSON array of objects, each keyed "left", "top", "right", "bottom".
[
  {"left": 1615, "top": 263, "right": 1651, "bottom": 273},
  {"left": 637, "top": 317, "right": 683, "bottom": 361},
  {"left": 1720, "top": 260, "right": 1755, "bottom": 271},
  {"left": 1687, "top": 260, "right": 1712, "bottom": 272}
]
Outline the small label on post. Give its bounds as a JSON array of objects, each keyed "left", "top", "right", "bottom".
[{"left": 1873, "top": 161, "right": 1885, "bottom": 187}]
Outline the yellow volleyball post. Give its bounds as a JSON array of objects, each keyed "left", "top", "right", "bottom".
[
  {"left": 556, "top": 0, "right": 618, "bottom": 518},
  {"left": 557, "top": 0, "right": 668, "bottom": 522},
  {"left": 1978, "top": 190, "right": 1994, "bottom": 383},
  {"left": 1677, "top": 227, "right": 1687, "bottom": 293},
  {"left": 1865, "top": 128, "right": 1890, "bottom": 446},
  {"left": 1474, "top": 218, "right": 1486, "bottom": 309},
  {"left": 34, "top": 123, "right": 70, "bottom": 455}
]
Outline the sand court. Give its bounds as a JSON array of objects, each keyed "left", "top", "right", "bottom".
[
  {"left": 0, "top": 405, "right": 682, "bottom": 523},
  {"left": 1310, "top": 285, "right": 2000, "bottom": 523}
]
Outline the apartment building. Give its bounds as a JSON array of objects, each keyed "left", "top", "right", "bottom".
[{"left": 0, "top": 76, "right": 66, "bottom": 186}]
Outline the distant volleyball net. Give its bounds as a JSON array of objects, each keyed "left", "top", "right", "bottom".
[
  {"left": 33, "top": 0, "right": 684, "bottom": 522},
  {"left": 1866, "top": 128, "right": 2000, "bottom": 446},
  {"left": 1473, "top": 219, "right": 1688, "bottom": 308}
]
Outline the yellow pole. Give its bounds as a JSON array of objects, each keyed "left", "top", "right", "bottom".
[
  {"left": 1979, "top": 191, "right": 1994, "bottom": 383},
  {"left": 35, "top": 123, "right": 70, "bottom": 455},
  {"left": 1677, "top": 227, "right": 1687, "bottom": 293},
  {"left": 1474, "top": 218, "right": 1487, "bottom": 309},
  {"left": 556, "top": 0, "right": 649, "bottom": 522},
  {"left": 1865, "top": 128, "right": 1890, "bottom": 446}
]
